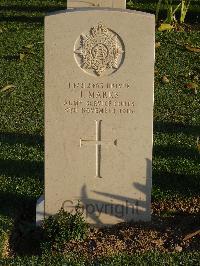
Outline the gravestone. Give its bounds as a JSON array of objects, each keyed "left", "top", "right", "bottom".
[
  {"left": 37, "top": 6, "right": 155, "bottom": 226},
  {"left": 67, "top": 0, "right": 126, "bottom": 9}
]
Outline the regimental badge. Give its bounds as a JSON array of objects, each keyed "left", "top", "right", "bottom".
[{"left": 74, "top": 23, "right": 125, "bottom": 76}]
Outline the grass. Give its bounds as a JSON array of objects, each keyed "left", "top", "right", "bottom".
[
  {"left": 153, "top": 31, "right": 200, "bottom": 199},
  {"left": 127, "top": 0, "right": 200, "bottom": 23},
  {"left": 0, "top": 0, "right": 200, "bottom": 263},
  {"left": 0, "top": 252, "right": 200, "bottom": 265}
]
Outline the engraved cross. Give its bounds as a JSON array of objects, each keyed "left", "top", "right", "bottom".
[{"left": 80, "top": 120, "right": 117, "bottom": 178}]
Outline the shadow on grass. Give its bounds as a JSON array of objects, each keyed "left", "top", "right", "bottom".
[
  {"left": 1, "top": 55, "right": 20, "bottom": 61},
  {"left": 0, "top": 191, "right": 35, "bottom": 220},
  {"left": 153, "top": 121, "right": 200, "bottom": 197},
  {"left": 0, "top": 159, "right": 44, "bottom": 178},
  {"left": 0, "top": 1, "right": 199, "bottom": 23},
  {"left": 154, "top": 145, "right": 199, "bottom": 162},
  {"left": 0, "top": 191, "right": 42, "bottom": 255},
  {"left": 153, "top": 171, "right": 200, "bottom": 196},
  {"left": 0, "top": 4, "right": 66, "bottom": 13},
  {"left": 0, "top": 132, "right": 44, "bottom": 178},
  {"left": 0, "top": 132, "right": 44, "bottom": 254},
  {"left": 0, "top": 132, "right": 44, "bottom": 147},
  {"left": 0, "top": 15, "right": 44, "bottom": 24},
  {"left": 154, "top": 121, "right": 200, "bottom": 136},
  {"left": 0, "top": 2, "right": 66, "bottom": 24}
]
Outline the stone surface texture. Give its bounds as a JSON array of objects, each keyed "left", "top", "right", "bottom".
[
  {"left": 67, "top": 0, "right": 126, "bottom": 9},
  {"left": 45, "top": 9, "right": 154, "bottom": 226}
]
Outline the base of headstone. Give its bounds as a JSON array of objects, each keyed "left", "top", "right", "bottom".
[{"left": 36, "top": 195, "right": 45, "bottom": 226}]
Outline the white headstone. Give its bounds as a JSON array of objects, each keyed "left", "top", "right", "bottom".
[{"left": 40, "top": 8, "right": 154, "bottom": 226}]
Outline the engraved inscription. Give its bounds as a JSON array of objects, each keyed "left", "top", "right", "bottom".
[
  {"left": 80, "top": 120, "right": 117, "bottom": 178},
  {"left": 68, "top": 82, "right": 130, "bottom": 89},
  {"left": 74, "top": 23, "right": 125, "bottom": 76},
  {"left": 64, "top": 82, "right": 135, "bottom": 115}
]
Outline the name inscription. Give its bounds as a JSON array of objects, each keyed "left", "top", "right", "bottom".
[{"left": 64, "top": 82, "right": 135, "bottom": 115}]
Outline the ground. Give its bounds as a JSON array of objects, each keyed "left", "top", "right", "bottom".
[{"left": 0, "top": 0, "right": 199, "bottom": 265}]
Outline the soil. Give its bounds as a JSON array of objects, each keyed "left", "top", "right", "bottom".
[
  {"left": 7, "top": 197, "right": 200, "bottom": 258},
  {"left": 64, "top": 197, "right": 200, "bottom": 259}
]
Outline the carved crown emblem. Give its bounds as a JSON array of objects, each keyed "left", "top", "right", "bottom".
[{"left": 74, "top": 23, "right": 124, "bottom": 76}]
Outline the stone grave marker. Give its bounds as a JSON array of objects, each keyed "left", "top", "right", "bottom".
[
  {"left": 36, "top": 5, "right": 155, "bottom": 226},
  {"left": 67, "top": 0, "right": 126, "bottom": 9}
]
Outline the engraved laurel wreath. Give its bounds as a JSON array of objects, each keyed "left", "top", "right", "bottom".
[{"left": 74, "top": 23, "right": 124, "bottom": 76}]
